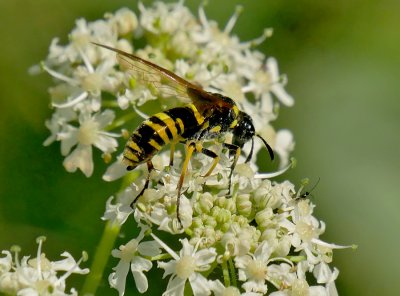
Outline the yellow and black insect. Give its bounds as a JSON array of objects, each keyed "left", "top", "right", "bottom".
[{"left": 93, "top": 43, "right": 274, "bottom": 223}]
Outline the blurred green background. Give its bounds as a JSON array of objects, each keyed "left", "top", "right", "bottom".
[{"left": 1, "top": 0, "right": 399, "bottom": 295}]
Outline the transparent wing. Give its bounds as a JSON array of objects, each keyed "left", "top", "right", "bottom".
[{"left": 93, "top": 43, "right": 204, "bottom": 104}]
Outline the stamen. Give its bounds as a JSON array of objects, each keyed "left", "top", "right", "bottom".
[
  {"left": 41, "top": 63, "right": 78, "bottom": 85},
  {"left": 254, "top": 162, "right": 292, "bottom": 179},
  {"left": 36, "top": 236, "right": 46, "bottom": 280},
  {"left": 224, "top": 5, "right": 243, "bottom": 34},
  {"left": 151, "top": 233, "right": 180, "bottom": 260},
  {"left": 311, "top": 238, "right": 357, "bottom": 250},
  {"left": 79, "top": 48, "right": 94, "bottom": 73},
  {"left": 52, "top": 91, "right": 88, "bottom": 108},
  {"left": 133, "top": 105, "right": 149, "bottom": 119}
]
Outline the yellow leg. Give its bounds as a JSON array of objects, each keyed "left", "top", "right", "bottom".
[
  {"left": 176, "top": 142, "right": 196, "bottom": 225},
  {"left": 201, "top": 147, "right": 220, "bottom": 177},
  {"left": 169, "top": 142, "right": 176, "bottom": 166}
]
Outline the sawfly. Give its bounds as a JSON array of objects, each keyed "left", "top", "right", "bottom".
[{"left": 93, "top": 43, "right": 274, "bottom": 224}]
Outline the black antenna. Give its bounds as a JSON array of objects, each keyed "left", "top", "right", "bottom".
[
  {"left": 245, "top": 137, "right": 254, "bottom": 163},
  {"left": 256, "top": 134, "right": 274, "bottom": 161},
  {"left": 300, "top": 177, "right": 320, "bottom": 198}
]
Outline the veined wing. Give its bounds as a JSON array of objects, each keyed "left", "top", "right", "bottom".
[{"left": 93, "top": 42, "right": 212, "bottom": 105}]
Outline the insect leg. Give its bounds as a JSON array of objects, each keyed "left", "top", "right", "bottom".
[
  {"left": 200, "top": 147, "right": 220, "bottom": 177},
  {"left": 169, "top": 142, "right": 176, "bottom": 166},
  {"left": 176, "top": 142, "right": 196, "bottom": 225},
  {"left": 223, "top": 143, "right": 241, "bottom": 196},
  {"left": 130, "top": 160, "right": 154, "bottom": 208}
]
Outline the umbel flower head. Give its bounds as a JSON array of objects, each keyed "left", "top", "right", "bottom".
[
  {"left": 35, "top": 1, "right": 353, "bottom": 295},
  {"left": 0, "top": 237, "right": 88, "bottom": 296}
]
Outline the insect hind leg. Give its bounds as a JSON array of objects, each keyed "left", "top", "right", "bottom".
[
  {"left": 200, "top": 147, "right": 220, "bottom": 177},
  {"left": 176, "top": 142, "right": 196, "bottom": 226},
  {"left": 223, "top": 143, "right": 241, "bottom": 196},
  {"left": 130, "top": 160, "right": 154, "bottom": 208}
]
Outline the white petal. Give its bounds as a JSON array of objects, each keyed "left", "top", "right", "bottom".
[
  {"left": 63, "top": 144, "right": 93, "bottom": 177},
  {"left": 274, "top": 129, "right": 295, "bottom": 168},
  {"left": 131, "top": 256, "right": 152, "bottom": 272},
  {"left": 52, "top": 252, "right": 89, "bottom": 274},
  {"left": 94, "top": 133, "right": 118, "bottom": 153},
  {"left": 0, "top": 251, "right": 12, "bottom": 271},
  {"left": 179, "top": 196, "right": 193, "bottom": 229},
  {"left": 313, "top": 262, "right": 335, "bottom": 284},
  {"left": 131, "top": 270, "right": 148, "bottom": 293},
  {"left": 266, "top": 57, "right": 294, "bottom": 107},
  {"left": 109, "top": 260, "right": 130, "bottom": 296},
  {"left": 208, "top": 280, "right": 224, "bottom": 295},
  {"left": 179, "top": 239, "right": 194, "bottom": 257},
  {"left": 271, "top": 83, "right": 294, "bottom": 107},
  {"left": 138, "top": 241, "right": 162, "bottom": 257},
  {"left": 189, "top": 272, "right": 211, "bottom": 296},
  {"left": 95, "top": 109, "right": 115, "bottom": 129},
  {"left": 309, "top": 286, "right": 328, "bottom": 296},
  {"left": 193, "top": 248, "right": 216, "bottom": 267},
  {"left": 59, "top": 126, "right": 79, "bottom": 156},
  {"left": 158, "top": 260, "right": 178, "bottom": 278},
  {"left": 164, "top": 275, "right": 186, "bottom": 296},
  {"left": 103, "top": 157, "right": 128, "bottom": 181},
  {"left": 253, "top": 241, "right": 271, "bottom": 262}
]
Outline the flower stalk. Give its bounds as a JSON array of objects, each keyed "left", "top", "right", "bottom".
[{"left": 81, "top": 220, "right": 120, "bottom": 296}]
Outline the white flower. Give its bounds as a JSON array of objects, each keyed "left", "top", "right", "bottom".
[
  {"left": 313, "top": 262, "right": 339, "bottom": 296},
  {"left": 106, "top": 8, "right": 139, "bottom": 36},
  {"left": 235, "top": 242, "right": 271, "bottom": 294},
  {"left": 43, "top": 42, "right": 119, "bottom": 112},
  {"left": 265, "top": 58, "right": 294, "bottom": 107},
  {"left": 235, "top": 241, "right": 295, "bottom": 294},
  {"left": 35, "top": 2, "right": 352, "bottom": 295},
  {"left": 43, "top": 107, "right": 77, "bottom": 146},
  {"left": 153, "top": 235, "right": 216, "bottom": 296},
  {"left": 0, "top": 237, "right": 88, "bottom": 296},
  {"left": 102, "top": 192, "right": 134, "bottom": 226},
  {"left": 139, "top": 1, "right": 196, "bottom": 35},
  {"left": 60, "top": 108, "right": 119, "bottom": 177},
  {"left": 209, "top": 279, "right": 263, "bottom": 296},
  {"left": 274, "top": 129, "right": 295, "bottom": 168},
  {"left": 109, "top": 225, "right": 161, "bottom": 295}
]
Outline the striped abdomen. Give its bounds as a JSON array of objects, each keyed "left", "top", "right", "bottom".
[{"left": 123, "top": 104, "right": 204, "bottom": 169}]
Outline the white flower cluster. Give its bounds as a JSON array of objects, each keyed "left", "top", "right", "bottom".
[
  {"left": 0, "top": 237, "right": 88, "bottom": 296},
  {"left": 107, "top": 167, "right": 349, "bottom": 295},
  {"left": 36, "top": 1, "right": 351, "bottom": 295},
  {"left": 37, "top": 1, "right": 294, "bottom": 178}
]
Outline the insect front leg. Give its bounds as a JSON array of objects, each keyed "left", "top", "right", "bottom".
[
  {"left": 130, "top": 160, "right": 154, "bottom": 208},
  {"left": 223, "top": 143, "right": 241, "bottom": 196},
  {"left": 176, "top": 142, "right": 196, "bottom": 225}
]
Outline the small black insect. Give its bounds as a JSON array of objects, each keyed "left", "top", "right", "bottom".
[{"left": 297, "top": 177, "right": 320, "bottom": 199}]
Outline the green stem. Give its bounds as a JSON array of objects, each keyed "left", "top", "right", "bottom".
[
  {"left": 228, "top": 258, "right": 237, "bottom": 287},
  {"left": 221, "top": 260, "right": 230, "bottom": 287},
  {"left": 81, "top": 221, "right": 120, "bottom": 296},
  {"left": 105, "top": 112, "right": 137, "bottom": 131},
  {"left": 101, "top": 100, "right": 120, "bottom": 108},
  {"left": 150, "top": 253, "right": 173, "bottom": 261}
]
